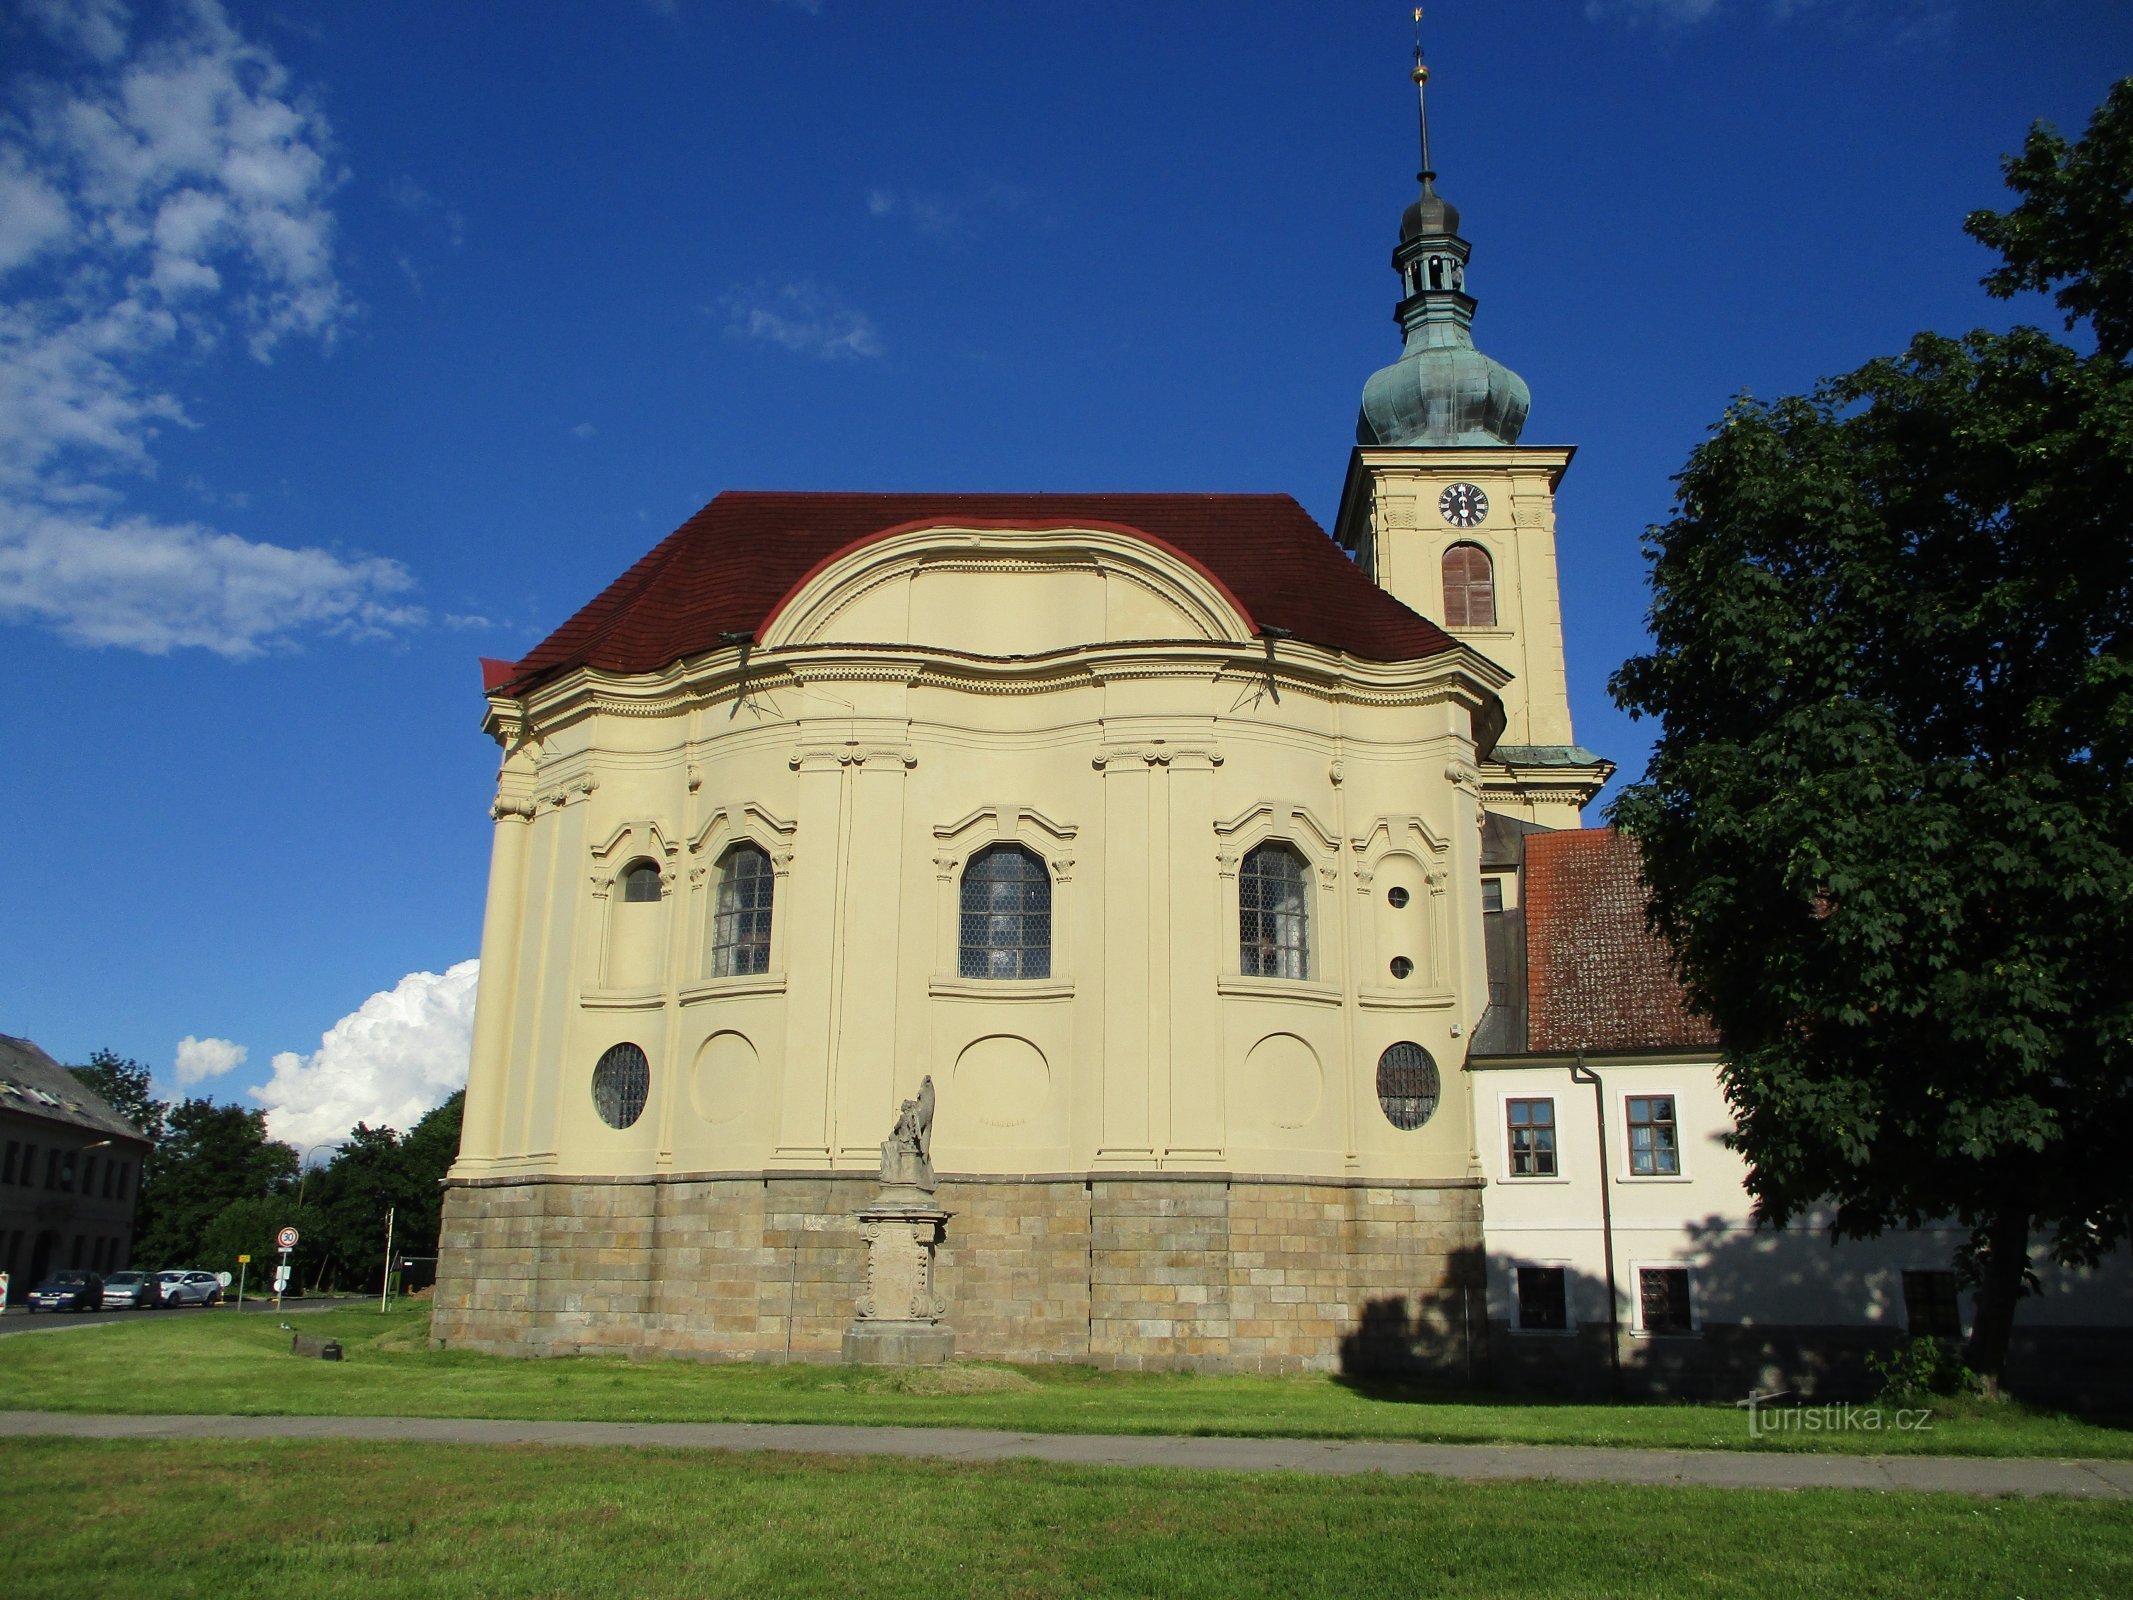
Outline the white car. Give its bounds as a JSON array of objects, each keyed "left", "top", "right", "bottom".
[{"left": 151, "top": 1270, "right": 223, "bottom": 1308}]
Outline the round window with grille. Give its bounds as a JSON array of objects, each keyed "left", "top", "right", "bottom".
[
  {"left": 592, "top": 1043, "right": 650, "bottom": 1129},
  {"left": 1376, "top": 1042, "right": 1440, "bottom": 1130}
]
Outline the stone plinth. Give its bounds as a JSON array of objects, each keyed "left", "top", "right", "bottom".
[{"left": 844, "top": 1202, "right": 953, "bottom": 1366}]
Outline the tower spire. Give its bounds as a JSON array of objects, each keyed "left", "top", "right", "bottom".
[
  {"left": 1353, "top": 10, "right": 1531, "bottom": 448},
  {"left": 1414, "top": 8, "right": 1434, "bottom": 189}
]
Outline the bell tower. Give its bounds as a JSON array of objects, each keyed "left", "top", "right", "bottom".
[{"left": 1332, "top": 21, "right": 1609, "bottom": 828}]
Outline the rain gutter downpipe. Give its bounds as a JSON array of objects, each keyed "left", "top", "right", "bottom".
[{"left": 1569, "top": 1051, "right": 1623, "bottom": 1398}]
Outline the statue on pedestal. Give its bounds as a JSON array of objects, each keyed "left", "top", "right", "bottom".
[{"left": 844, "top": 1075, "right": 955, "bottom": 1366}]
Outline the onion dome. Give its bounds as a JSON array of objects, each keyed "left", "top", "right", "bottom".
[{"left": 1356, "top": 41, "right": 1529, "bottom": 448}]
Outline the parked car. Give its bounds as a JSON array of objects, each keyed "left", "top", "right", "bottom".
[
  {"left": 26, "top": 1271, "right": 103, "bottom": 1312},
  {"left": 100, "top": 1270, "right": 158, "bottom": 1310},
  {"left": 150, "top": 1269, "right": 223, "bottom": 1308}
]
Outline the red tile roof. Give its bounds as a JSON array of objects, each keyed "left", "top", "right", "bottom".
[
  {"left": 493, "top": 491, "right": 1459, "bottom": 694},
  {"left": 1524, "top": 828, "right": 1720, "bottom": 1054}
]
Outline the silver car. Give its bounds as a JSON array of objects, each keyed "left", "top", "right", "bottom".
[
  {"left": 101, "top": 1270, "right": 158, "bottom": 1309},
  {"left": 151, "top": 1269, "right": 223, "bottom": 1308}
]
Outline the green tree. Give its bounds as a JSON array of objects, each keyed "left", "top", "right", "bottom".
[
  {"left": 309, "top": 1122, "right": 426, "bottom": 1292},
  {"left": 1967, "top": 77, "right": 2133, "bottom": 362},
  {"left": 68, "top": 1050, "right": 166, "bottom": 1144},
  {"left": 134, "top": 1100, "right": 299, "bottom": 1269},
  {"left": 197, "top": 1197, "right": 327, "bottom": 1293},
  {"left": 1610, "top": 87, "right": 2133, "bottom": 1392},
  {"left": 399, "top": 1090, "right": 465, "bottom": 1263}
]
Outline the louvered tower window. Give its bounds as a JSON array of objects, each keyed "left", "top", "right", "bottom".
[{"left": 1442, "top": 542, "right": 1497, "bottom": 628}]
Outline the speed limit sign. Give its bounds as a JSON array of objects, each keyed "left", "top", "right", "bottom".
[{"left": 276, "top": 1226, "right": 300, "bottom": 1250}]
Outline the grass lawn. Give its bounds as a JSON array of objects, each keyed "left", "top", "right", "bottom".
[
  {"left": 4, "top": 1305, "right": 2129, "bottom": 1460},
  {"left": 8, "top": 1436, "right": 2131, "bottom": 1600}
]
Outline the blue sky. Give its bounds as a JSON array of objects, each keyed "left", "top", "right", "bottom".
[{"left": 1, "top": 0, "right": 2125, "bottom": 1145}]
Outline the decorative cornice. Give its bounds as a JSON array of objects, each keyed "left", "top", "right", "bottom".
[{"left": 1092, "top": 743, "right": 1224, "bottom": 771}]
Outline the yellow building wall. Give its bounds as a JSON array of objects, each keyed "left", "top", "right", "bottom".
[{"left": 453, "top": 524, "right": 1506, "bottom": 1194}]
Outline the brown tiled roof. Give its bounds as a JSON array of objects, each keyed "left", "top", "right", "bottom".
[
  {"left": 1524, "top": 829, "right": 1719, "bottom": 1054},
  {"left": 495, "top": 491, "right": 1459, "bottom": 694}
]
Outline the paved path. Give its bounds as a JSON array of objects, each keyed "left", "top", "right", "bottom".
[
  {"left": 0, "top": 1300, "right": 359, "bottom": 1337},
  {"left": 5, "top": 1410, "right": 2129, "bottom": 1499}
]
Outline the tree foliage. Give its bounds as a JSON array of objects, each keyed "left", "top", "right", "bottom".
[
  {"left": 132, "top": 1100, "right": 298, "bottom": 1270},
  {"left": 69, "top": 1050, "right": 164, "bottom": 1145},
  {"left": 1611, "top": 80, "right": 2133, "bottom": 1389},
  {"left": 1968, "top": 77, "right": 2133, "bottom": 362}
]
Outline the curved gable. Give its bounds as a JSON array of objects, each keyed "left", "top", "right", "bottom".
[{"left": 759, "top": 520, "right": 1257, "bottom": 655}]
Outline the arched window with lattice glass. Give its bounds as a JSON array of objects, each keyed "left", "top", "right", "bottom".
[
  {"left": 959, "top": 845, "right": 1051, "bottom": 979},
  {"left": 711, "top": 843, "right": 774, "bottom": 976},
  {"left": 1239, "top": 842, "right": 1310, "bottom": 980},
  {"left": 1442, "top": 542, "right": 1496, "bottom": 628}
]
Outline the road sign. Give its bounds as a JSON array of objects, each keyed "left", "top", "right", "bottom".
[
  {"left": 216, "top": 1272, "right": 232, "bottom": 1289},
  {"left": 274, "top": 1265, "right": 290, "bottom": 1292},
  {"left": 237, "top": 1254, "right": 250, "bottom": 1264},
  {"left": 276, "top": 1226, "right": 300, "bottom": 1250}
]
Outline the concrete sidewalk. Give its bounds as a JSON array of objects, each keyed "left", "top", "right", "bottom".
[{"left": 5, "top": 1410, "right": 2129, "bottom": 1499}]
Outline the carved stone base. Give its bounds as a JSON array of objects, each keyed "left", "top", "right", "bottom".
[
  {"left": 843, "top": 1321, "right": 957, "bottom": 1366},
  {"left": 847, "top": 1201, "right": 952, "bottom": 1365}
]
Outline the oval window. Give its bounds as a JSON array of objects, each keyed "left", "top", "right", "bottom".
[
  {"left": 1377, "top": 1042, "right": 1440, "bottom": 1130},
  {"left": 1389, "top": 956, "right": 1414, "bottom": 980},
  {"left": 1387, "top": 886, "right": 1410, "bottom": 909},
  {"left": 592, "top": 1043, "right": 650, "bottom": 1130}
]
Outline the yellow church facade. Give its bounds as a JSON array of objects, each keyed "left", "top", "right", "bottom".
[{"left": 431, "top": 51, "right": 1613, "bottom": 1370}]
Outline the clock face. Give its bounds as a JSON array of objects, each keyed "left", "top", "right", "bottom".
[{"left": 1440, "top": 482, "right": 1488, "bottom": 528}]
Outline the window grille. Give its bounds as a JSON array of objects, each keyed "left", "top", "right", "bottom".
[
  {"left": 1442, "top": 542, "right": 1497, "bottom": 628},
  {"left": 712, "top": 843, "right": 775, "bottom": 976},
  {"left": 1627, "top": 1095, "right": 1680, "bottom": 1175},
  {"left": 1639, "top": 1267, "right": 1694, "bottom": 1334},
  {"left": 591, "top": 1043, "right": 650, "bottom": 1130},
  {"left": 620, "top": 861, "right": 662, "bottom": 902},
  {"left": 959, "top": 846, "right": 1052, "bottom": 979},
  {"left": 1516, "top": 1266, "right": 1569, "bottom": 1331},
  {"left": 1376, "top": 1042, "right": 1441, "bottom": 1130},
  {"left": 1239, "top": 843, "right": 1310, "bottom": 979},
  {"left": 1902, "top": 1270, "right": 1962, "bottom": 1338},
  {"left": 1507, "top": 1098, "right": 1557, "bottom": 1176}
]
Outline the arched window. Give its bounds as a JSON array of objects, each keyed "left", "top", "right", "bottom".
[
  {"left": 1442, "top": 542, "right": 1496, "bottom": 629},
  {"left": 591, "top": 1042, "right": 650, "bottom": 1130},
  {"left": 711, "top": 843, "right": 775, "bottom": 976},
  {"left": 1377, "top": 1042, "right": 1442, "bottom": 1130},
  {"left": 1239, "top": 843, "right": 1310, "bottom": 980},
  {"left": 959, "top": 845, "right": 1051, "bottom": 980},
  {"left": 620, "top": 860, "right": 662, "bottom": 902}
]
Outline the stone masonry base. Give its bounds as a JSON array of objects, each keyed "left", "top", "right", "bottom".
[{"left": 429, "top": 1174, "right": 1487, "bottom": 1375}]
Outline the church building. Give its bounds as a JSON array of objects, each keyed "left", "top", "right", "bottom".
[{"left": 428, "top": 47, "right": 2130, "bottom": 1388}]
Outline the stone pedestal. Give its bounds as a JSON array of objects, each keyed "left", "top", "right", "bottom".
[{"left": 843, "top": 1200, "right": 954, "bottom": 1366}]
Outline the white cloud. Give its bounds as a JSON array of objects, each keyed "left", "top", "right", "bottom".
[
  {"left": 571, "top": 421, "right": 596, "bottom": 439},
  {"left": 0, "top": 1, "right": 420, "bottom": 658},
  {"left": 24, "top": 0, "right": 131, "bottom": 62},
  {"left": 719, "top": 279, "right": 882, "bottom": 360},
  {"left": 251, "top": 959, "right": 480, "bottom": 1148},
  {"left": 0, "top": 500, "right": 420, "bottom": 656},
  {"left": 173, "top": 1033, "right": 246, "bottom": 1085}
]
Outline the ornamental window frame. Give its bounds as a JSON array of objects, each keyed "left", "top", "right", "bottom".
[
  {"left": 930, "top": 806, "right": 1077, "bottom": 993},
  {"left": 1214, "top": 802, "right": 1340, "bottom": 990},
  {"left": 686, "top": 802, "right": 796, "bottom": 988},
  {"left": 586, "top": 819, "right": 681, "bottom": 997}
]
